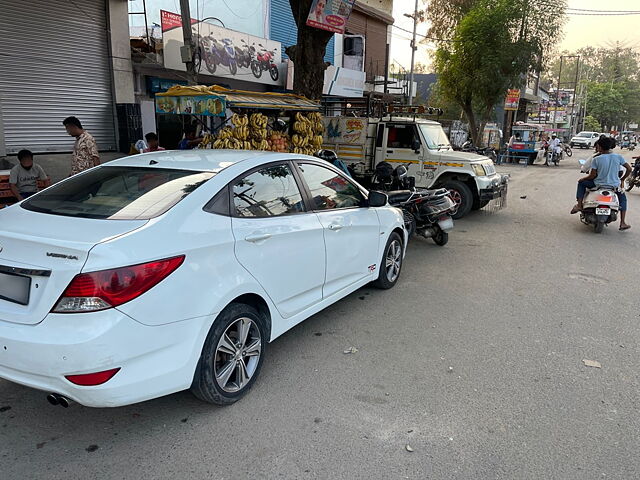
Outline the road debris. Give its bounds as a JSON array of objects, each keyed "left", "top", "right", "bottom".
[
  {"left": 343, "top": 347, "right": 358, "bottom": 354},
  {"left": 520, "top": 195, "right": 527, "bottom": 199},
  {"left": 582, "top": 359, "right": 602, "bottom": 368},
  {"left": 405, "top": 444, "right": 414, "bottom": 452}
]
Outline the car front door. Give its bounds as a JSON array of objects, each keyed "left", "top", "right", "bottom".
[
  {"left": 231, "top": 162, "right": 325, "bottom": 318},
  {"left": 295, "top": 161, "right": 380, "bottom": 298}
]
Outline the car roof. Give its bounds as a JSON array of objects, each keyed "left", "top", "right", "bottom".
[
  {"left": 384, "top": 117, "right": 441, "bottom": 125},
  {"left": 106, "top": 149, "right": 276, "bottom": 173}
]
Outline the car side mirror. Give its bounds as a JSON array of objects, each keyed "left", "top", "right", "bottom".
[
  {"left": 411, "top": 139, "right": 421, "bottom": 153},
  {"left": 368, "top": 190, "right": 388, "bottom": 207}
]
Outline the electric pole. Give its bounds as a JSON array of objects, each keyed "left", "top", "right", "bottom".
[
  {"left": 179, "top": 0, "right": 197, "bottom": 85},
  {"left": 405, "top": 0, "right": 419, "bottom": 106}
]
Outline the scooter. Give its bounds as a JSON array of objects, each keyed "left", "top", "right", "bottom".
[
  {"left": 250, "top": 44, "right": 279, "bottom": 81},
  {"left": 204, "top": 37, "right": 238, "bottom": 75},
  {"left": 580, "top": 186, "right": 620, "bottom": 233}
]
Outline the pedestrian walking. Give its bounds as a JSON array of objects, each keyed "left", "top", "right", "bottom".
[{"left": 63, "top": 116, "right": 100, "bottom": 175}]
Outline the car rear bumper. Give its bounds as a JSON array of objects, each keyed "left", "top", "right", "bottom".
[{"left": 0, "top": 310, "right": 213, "bottom": 407}]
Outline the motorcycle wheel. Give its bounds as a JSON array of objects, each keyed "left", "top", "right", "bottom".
[
  {"left": 433, "top": 228, "right": 449, "bottom": 246},
  {"left": 229, "top": 61, "right": 237, "bottom": 75},
  {"left": 565, "top": 146, "right": 572, "bottom": 157},
  {"left": 594, "top": 221, "right": 605, "bottom": 234},
  {"left": 269, "top": 65, "right": 279, "bottom": 81},
  {"left": 251, "top": 60, "right": 262, "bottom": 78},
  {"left": 626, "top": 180, "right": 635, "bottom": 192},
  {"left": 204, "top": 54, "right": 216, "bottom": 74}
]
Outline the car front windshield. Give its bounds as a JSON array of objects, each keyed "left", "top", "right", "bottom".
[
  {"left": 419, "top": 124, "right": 451, "bottom": 150},
  {"left": 22, "top": 166, "right": 214, "bottom": 220}
]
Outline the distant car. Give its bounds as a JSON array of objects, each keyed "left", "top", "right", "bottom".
[
  {"left": 0, "top": 150, "right": 406, "bottom": 407},
  {"left": 570, "top": 131, "right": 600, "bottom": 149}
]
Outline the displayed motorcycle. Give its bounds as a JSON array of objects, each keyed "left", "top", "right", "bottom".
[
  {"left": 625, "top": 157, "right": 640, "bottom": 191},
  {"left": 250, "top": 43, "right": 279, "bottom": 81},
  {"left": 203, "top": 37, "right": 238, "bottom": 75},
  {"left": 373, "top": 163, "right": 456, "bottom": 245},
  {"left": 234, "top": 39, "right": 252, "bottom": 69},
  {"left": 580, "top": 186, "right": 620, "bottom": 233}
]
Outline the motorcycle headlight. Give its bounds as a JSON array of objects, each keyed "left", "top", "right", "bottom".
[{"left": 471, "top": 164, "right": 485, "bottom": 176}]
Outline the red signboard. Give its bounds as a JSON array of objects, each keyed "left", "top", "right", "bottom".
[
  {"left": 306, "top": 0, "right": 355, "bottom": 34},
  {"left": 504, "top": 89, "right": 521, "bottom": 111},
  {"left": 160, "top": 10, "right": 197, "bottom": 32}
]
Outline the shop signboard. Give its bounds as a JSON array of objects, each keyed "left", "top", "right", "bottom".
[
  {"left": 504, "top": 89, "right": 521, "bottom": 111},
  {"left": 324, "top": 117, "right": 367, "bottom": 144},
  {"left": 155, "top": 95, "right": 226, "bottom": 116},
  {"left": 161, "top": 10, "right": 283, "bottom": 86},
  {"left": 306, "top": 0, "right": 356, "bottom": 34}
]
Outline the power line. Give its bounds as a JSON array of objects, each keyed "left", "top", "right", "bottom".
[{"left": 566, "top": 7, "right": 640, "bottom": 13}]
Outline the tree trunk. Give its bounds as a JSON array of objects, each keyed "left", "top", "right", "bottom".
[
  {"left": 287, "top": 0, "right": 333, "bottom": 100},
  {"left": 462, "top": 105, "right": 480, "bottom": 146}
]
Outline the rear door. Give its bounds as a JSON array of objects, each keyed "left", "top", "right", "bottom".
[
  {"left": 230, "top": 162, "right": 325, "bottom": 318},
  {"left": 295, "top": 161, "right": 380, "bottom": 298}
]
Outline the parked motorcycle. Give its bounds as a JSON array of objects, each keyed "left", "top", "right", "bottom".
[
  {"left": 250, "top": 43, "right": 279, "bottom": 81},
  {"left": 459, "top": 141, "right": 498, "bottom": 162},
  {"left": 373, "top": 163, "right": 456, "bottom": 245},
  {"left": 625, "top": 157, "right": 640, "bottom": 191}
]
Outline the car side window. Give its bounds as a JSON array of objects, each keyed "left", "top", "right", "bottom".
[
  {"left": 232, "top": 164, "right": 305, "bottom": 217},
  {"left": 387, "top": 125, "right": 418, "bottom": 149},
  {"left": 297, "top": 163, "right": 365, "bottom": 211}
]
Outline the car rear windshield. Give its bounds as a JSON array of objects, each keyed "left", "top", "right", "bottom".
[
  {"left": 578, "top": 132, "right": 593, "bottom": 137},
  {"left": 22, "top": 166, "right": 214, "bottom": 220}
]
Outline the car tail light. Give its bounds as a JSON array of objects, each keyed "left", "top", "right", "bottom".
[
  {"left": 53, "top": 256, "right": 185, "bottom": 313},
  {"left": 65, "top": 368, "right": 121, "bottom": 386}
]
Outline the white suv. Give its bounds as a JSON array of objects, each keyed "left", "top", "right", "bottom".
[{"left": 570, "top": 131, "right": 601, "bottom": 149}]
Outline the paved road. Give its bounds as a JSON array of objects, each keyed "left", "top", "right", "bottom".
[{"left": 2, "top": 149, "right": 640, "bottom": 479}]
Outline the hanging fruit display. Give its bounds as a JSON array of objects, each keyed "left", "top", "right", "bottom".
[{"left": 209, "top": 111, "right": 324, "bottom": 154}]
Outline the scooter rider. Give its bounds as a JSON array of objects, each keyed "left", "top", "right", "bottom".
[
  {"left": 547, "top": 134, "right": 561, "bottom": 165},
  {"left": 571, "top": 136, "right": 632, "bottom": 230}
]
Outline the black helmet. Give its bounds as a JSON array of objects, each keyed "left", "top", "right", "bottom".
[
  {"left": 314, "top": 149, "right": 338, "bottom": 162},
  {"left": 274, "top": 118, "right": 288, "bottom": 132}
]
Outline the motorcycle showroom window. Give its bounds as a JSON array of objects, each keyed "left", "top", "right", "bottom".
[
  {"left": 387, "top": 125, "right": 419, "bottom": 149},
  {"left": 298, "top": 163, "right": 365, "bottom": 211}
]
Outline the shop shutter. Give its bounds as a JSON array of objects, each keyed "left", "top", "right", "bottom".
[
  {"left": 269, "top": 0, "right": 334, "bottom": 64},
  {"left": 0, "top": 0, "right": 116, "bottom": 154}
]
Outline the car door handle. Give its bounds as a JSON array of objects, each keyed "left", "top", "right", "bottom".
[
  {"left": 245, "top": 233, "right": 272, "bottom": 243},
  {"left": 328, "top": 224, "right": 343, "bottom": 231}
]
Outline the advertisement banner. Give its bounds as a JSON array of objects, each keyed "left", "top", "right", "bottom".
[
  {"left": 161, "top": 10, "right": 283, "bottom": 86},
  {"left": 323, "top": 117, "right": 367, "bottom": 144},
  {"left": 504, "top": 89, "right": 521, "bottom": 111},
  {"left": 306, "top": 0, "right": 356, "bottom": 34},
  {"left": 155, "top": 95, "right": 226, "bottom": 116}
]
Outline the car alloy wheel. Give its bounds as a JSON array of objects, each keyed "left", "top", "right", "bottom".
[
  {"left": 385, "top": 238, "right": 402, "bottom": 283},
  {"left": 214, "top": 317, "right": 262, "bottom": 393}
]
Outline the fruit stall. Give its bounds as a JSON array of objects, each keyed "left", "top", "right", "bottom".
[{"left": 155, "top": 85, "right": 324, "bottom": 154}]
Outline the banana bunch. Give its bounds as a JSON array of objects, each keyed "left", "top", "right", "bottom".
[
  {"left": 252, "top": 139, "right": 270, "bottom": 150},
  {"left": 293, "top": 112, "right": 313, "bottom": 136},
  {"left": 231, "top": 114, "right": 248, "bottom": 127},
  {"left": 307, "top": 112, "right": 324, "bottom": 135},
  {"left": 249, "top": 113, "right": 268, "bottom": 138},
  {"left": 233, "top": 125, "right": 249, "bottom": 141},
  {"left": 199, "top": 133, "right": 214, "bottom": 148},
  {"left": 291, "top": 133, "right": 309, "bottom": 149}
]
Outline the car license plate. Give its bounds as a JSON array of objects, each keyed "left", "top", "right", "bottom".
[
  {"left": 596, "top": 207, "right": 610, "bottom": 215},
  {"left": 0, "top": 271, "right": 31, "bottom": 305}
]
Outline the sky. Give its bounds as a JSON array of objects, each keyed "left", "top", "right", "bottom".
[{"left": 390, "top": 0, "right": 640, "bottom": 73}]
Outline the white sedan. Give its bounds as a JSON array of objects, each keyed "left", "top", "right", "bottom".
[{"left": 0, "top": 150, "right": 406, "bottom": 407}]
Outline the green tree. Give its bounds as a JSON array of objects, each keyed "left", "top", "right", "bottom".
[
  {"left": 286, "top": 0, "right": 334, "bottom": 99},
  {"left": 582, "top": 115, "right": 600, "bottom": 132},
  {"left": 586, "top": 81, "right": 639, "bottom": 129},
  {"left": 432, "top": 0, "right": 566, "bottom": 145}
]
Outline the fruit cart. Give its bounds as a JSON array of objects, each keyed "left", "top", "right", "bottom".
[{"left": 155, "top": 85, "right": 324, "bottom": 154}]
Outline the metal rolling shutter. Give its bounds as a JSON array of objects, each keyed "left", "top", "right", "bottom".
[
  {"left": 0, "top": 0, "right": 116, "bottom": 154},
  {"left": 269, "top": 0, "right": 334, "bottom": 64}
]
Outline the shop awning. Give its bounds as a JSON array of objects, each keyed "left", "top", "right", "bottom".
[{"left": 157, "top": 85, "right": 319, "bottom": 111}]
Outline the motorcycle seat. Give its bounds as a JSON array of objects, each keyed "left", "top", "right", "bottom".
[{"left": 386, "top": 190, "right": 414, "bottom": 204}]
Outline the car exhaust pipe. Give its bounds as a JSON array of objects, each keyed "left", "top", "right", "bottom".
[{"left": 46, "top": 393, "right": 74, "bottom": 408}]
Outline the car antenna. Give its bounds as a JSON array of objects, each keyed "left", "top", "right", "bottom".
[{"left": 149, "top": 160, "right": 158, "bottom": 165}]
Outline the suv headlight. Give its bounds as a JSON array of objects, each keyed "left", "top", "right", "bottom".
[{"left": 471, "top": 164, "right": 485, "bottom": 176}]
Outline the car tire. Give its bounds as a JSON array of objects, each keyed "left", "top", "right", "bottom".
[
  {"left": 191, "top": 303, "right": 266, "bottom": 405},
  {"left": 372, "top": 232, "right": 403, "bottom": 289},
  {"left": 444, "top": 180, "right": 473, "bottom": 219}
]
